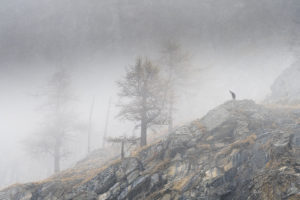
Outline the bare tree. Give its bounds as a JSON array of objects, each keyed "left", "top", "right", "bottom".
[
  {"left": 25, "top": 68, "right": 77, "bottom": 173},
  {"left": 106, "top": 136, "right": 139, "bottom": 159},
  {"left": 117, "top": 57, "right": 167, "bottom": 146},
  {"left": 102, "top": 98, "right": 112, "bottom": 148},
  {"left": 87, "top": 97, "right": 95, "bottom": 154},
  {"left": 160, "top": 40, "right": 191, "bottom": 133}
]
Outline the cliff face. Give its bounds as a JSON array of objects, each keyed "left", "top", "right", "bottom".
[{"left": 1, "top": 100, "right": 300, "bottom": 200}]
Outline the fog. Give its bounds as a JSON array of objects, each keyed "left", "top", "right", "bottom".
[{"left": 0, "top": 0, "right": 299, "bottom": 188}]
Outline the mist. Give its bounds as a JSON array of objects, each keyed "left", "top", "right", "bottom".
[{"left": 0, "top": 0, "right": 299, "bottom": 188}]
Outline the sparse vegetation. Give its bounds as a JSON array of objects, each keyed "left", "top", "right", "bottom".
[
  {"left": 172, "top": 175, "right": 193, "bottom": 192},
  {"left": 216, "top": 134, "right": 257, "bottom": 158},
  {"left": 192, "top": 120, "right": 207, "bottom": 132},
  {"left": 151, "top": 159, "right": 171, "bottom": 174},
  {"left": 196, "top": 143, "right": 211, "bottom": 150},
  {"left": 131, "top": 139, "right": 163, "bottom": 157}
]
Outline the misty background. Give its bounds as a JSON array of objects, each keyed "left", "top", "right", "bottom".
[{"left": 0, "top": 0, "right": 299, "bottom": 188}]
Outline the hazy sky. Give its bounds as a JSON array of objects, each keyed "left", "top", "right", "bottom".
[{"left": 0, "top": 0, "right": 299, "bottom": 188}]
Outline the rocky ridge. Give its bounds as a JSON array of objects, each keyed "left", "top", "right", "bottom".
[{"left": 1, "top": 100, "right": 299, "bottom": 200}]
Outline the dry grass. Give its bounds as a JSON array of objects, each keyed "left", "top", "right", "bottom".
[
  {"left": 196, "top": 143, "right": 211, "bottom": 150},
  {"left": 144, "top": 151, "right": 160, "bottom": 164},
  {"left": 33, "top": 129, "right": 168, "bottom": 189},
  {"left": 78, "top": 158, "right": 121, "bottom": 185},
  {"left": 231, "top": 134, "right": 257, "bottom": 148},
  {"left": 130, "top": 139, "right": 162, "bottom": 157},
  {"left": 216, "top": 134, "right": 257, "bottom": 158},
  {"left": 148, "top": 128, "right": 168, "bottom": 143},
  {"left": 224, "top": 161, "right": 233, "bottom": 171},
  {"left": 34, "top": 158, "right": 122, "bottom": 187},
  {"left": 289, "top": 194, "right": 300, "bottom": 200},
  {"left": 264, "top": 158, "right": 285, "bottom": 170},
  {"left": 1, "top": 183, "right": 22, "bottom": 191},
  {"left": 145, "top": 177, "right": 181, "bottom": 200},
  {"left": 131, "top": 143, "right": 153, "bottom": 157},
  {"left": 206, "top": 136, "right": 214, "bottom": 141},
  {"left": 145, "top": 187, "right": 169, "bottom": 200},
  {"left": 192, "top": 120, "right": 207, "bottom": 132},
  {"left": 151, "top": 159, "right": 171, "bottom": 174},
  {"left": 168, "top": 165, "right": 177, "bottom": 177},
  {"left": 172, "top": 175, "right": 193, "bottom": 192},
  {"left": 259, "top": 138, "right": 272, "bottom": 150},
  {"left": 271, "top": 122, "right": 278, "bottom": 128},
  {"left": 265, "top": 160, "right": 272, "bottom": 169}
]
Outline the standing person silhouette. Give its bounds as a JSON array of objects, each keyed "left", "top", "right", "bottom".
[{"left": 229, "top": 90, "right": 236, "bottom": 100}]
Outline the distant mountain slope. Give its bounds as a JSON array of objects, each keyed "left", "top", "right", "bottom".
[
  {"left": 1, "top": 100, "right": 299, "bottom": 200},
  {"left": 266, "top": 60, "right": 300, "bottom": 105}
]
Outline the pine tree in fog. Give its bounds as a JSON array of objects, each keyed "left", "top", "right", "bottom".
[
  {"left": 117, "top": 58, "right": 167, "bottom": 146},
  {"left": 160, "top": 41, "right": 191, "bottom": 134},
  {"left": 25, "top": 68, "right": 77, "bottom": 173}
]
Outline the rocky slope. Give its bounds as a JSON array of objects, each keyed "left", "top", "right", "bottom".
[{"left": 1, "top": 100, "right": 299, "bottom": 200}]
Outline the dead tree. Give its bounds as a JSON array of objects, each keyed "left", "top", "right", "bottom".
[
  {"left": 87, "top": 97, "right": 95, "bottom": 153},
  {"left": 102, "top": 98, "right": 112, "bottom": 148},
  {"left": 106, "top": 136, "right": 139, "bottom": 159}
]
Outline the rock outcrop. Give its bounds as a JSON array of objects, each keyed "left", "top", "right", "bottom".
[
  {"left": 266, "top": 60, "right": 300, "bottom": 105},
  {"left": 1, "top": 100, "right": 299, "bottom": 200}
]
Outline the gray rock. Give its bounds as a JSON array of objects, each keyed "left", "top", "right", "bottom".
[
  {"left": 126, "top": 170, "right": 140, "bottom": 185},
  {"left": 201, "top": 106, "right": 231, "bottom": 132}
]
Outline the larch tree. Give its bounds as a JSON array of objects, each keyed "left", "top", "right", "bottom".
[
  {"left": 26, "top": 68, "right": 77, "bottom": 173},
  {"left": 117, "top": 58, "right": 167, "bottom": 146},
  {"left": 160, "top": 40, "right": 191, "bottom": 134}
]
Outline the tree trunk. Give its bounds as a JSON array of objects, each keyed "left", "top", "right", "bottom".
[
  {"left": 87, "top": 97, "right": 95, "bottom": 154},
  {"left": 54, "top": 141, "right": 60, "bottom": 173},
  {"left": 168, "top": 101, "right": 173, "bottom": 134},
  {"left": 141, "top": 118, "right": 147, "bottom": 146},
  {"left": 141, "top": 82, "right": 148, "bottom": 147},
  {"left": 102, "top": 98, "right": 112, "bottom": 148},
  {"left": 121, "top": 141, "right": 124, "bottom": 159},
  {"left": 167, "top": 67, "right": 174, "bottom": 134}
]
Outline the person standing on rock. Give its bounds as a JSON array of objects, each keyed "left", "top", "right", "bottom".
[{"left": 229, "top": 90, "right": 236, "bottom": 100}]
